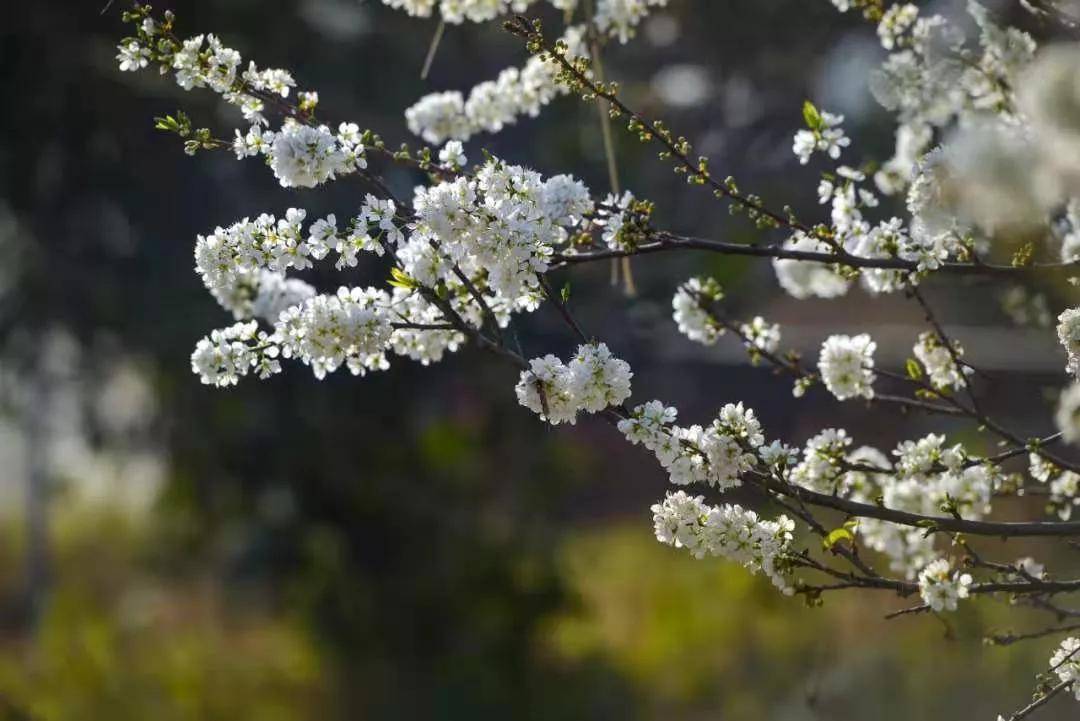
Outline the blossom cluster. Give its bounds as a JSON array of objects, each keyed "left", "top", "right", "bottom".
[
  {"left": 263, "top": 121, "right": 363, "bottom": 189},
  {"left": 402, "top": 0, "right": 675, "bottom": 144},
  {"left": 788, "top": 428, "right": 857, "bottom": 496},
  {"left": 650, "top": 490, "right": 795, "bottom": 593},
  {"left": 1050, "top": 637, "right": 1080, "bottom": 701},
  {"left": 117, "top": 17, "right": 366, "bottom": 189},
  {"left": 593, "top": 0, "right": 671, "bottom": 44},
  {"left": 190, "top": 321, "right": 281, "bottom": 387},
  {"left": 818, "top": 333, "right": 877, "bottom": 401},
  {"left": 515, "top": 343, "right": 633, "bottom": 424},
  {"left": 188, "top": 150, "right": 598, "bottom": 385},
  {"left": 405, "top": 26, "right": 586, "bottom": 144},
  {"left": 119, "top": 29, "right": 295, "bottom": 125},
  {"left": 618, "top": 400, "right": 767, "bottom": 490},
  {"left": 774, "top": 1, "right": 1049, "bottom": 307},
  {"left": 671, "top": 278, "right": 724, "bottom": 346},
  {"left": 193, "top": 204, "right": 394, "bottom": 320},
  {"left": 381, "top": 0, "right": 667, "bottom": 37},
  {"left": 594, "top": 191, "right": 646, "bottom": 251},
  {"left": 857, "top": 1, "right": 1035, "bottom": 196},
  {"left": 410, "top": 159, "right": 594, "bottom": 304},
  {"left": 779, "top": 121, "right": 964, "bottom": 302},
  {"left": 788, "top": 427, "right": 999, "bottom": 578},
  {"left": 1030, "top": 453, "right": 1080, "bottom": 521},
  {"left": 381, "top": 0, "right": 537, "bottom": 24},
  {"left": 772, "top": 231, "right": 850, "bottom": 300},
  {"left": 191, "top": 286, "right": 396, "bottom": 386},
  {"left": 1058, "top": 384, "right": 1080, "bottom": 446},
  {"left": 913, "top": 331, "right": 969, "bottom": 392},
  {"left": 1058, "top": 308, "right": 1080, "bottom": 377}
]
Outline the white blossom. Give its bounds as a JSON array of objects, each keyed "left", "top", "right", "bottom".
[
  {"left": 596, "top": 191, "right": 637, "bottom": 250},
  {"left": 917, "top": 558, "right": 972, "bottom": 612},
  {"left": 516, "top": 343, "right": 632, "bottom": 424},
  {"left": 274, "top": 287, "right": 394, "bottom": 380},
  {"left": 740, "top": 317, "right": 781, "bottom": 354},
  {"left": 792, "top": 109, "right": 850, "bottom": 164},
  {"left": 568, "top": 343, "right": 634, "bottom": 413},
  {"left": 1014, "top": 556, "right": 1046, "bottom": 580},
  {"left": 194, "top": 209, "right": 320, "bottom": 314},
  {"left": 790, "top": 428, "right": 852, "bottom": 495},
  {"left": 405, "top": 91, "right": 471, "bottom": 145},
  {"left": 380, "top": 0, "right": 438, "bottom": 18},
  {"left": 650, "top": 490, "right": 795, "bottom": 593},
  {"left": 894, "top": 433, "right": 947, "bottom": 479},
  {"left": 913, "top": 331, "right": 970, "bottom": 391},
  {"left": 672, "top": 279, "right": 723, "bottom": 346},
  {"left": 116, "top": 40, "right": 151, "bottom": 72},
  {"left": 191, "top": 321, "right": 281, "bottom": 387},
  {"left": 773, "top": 232, "right": 850, "bottom": 299},
  {"left": 594, "top": 0, "right": 671, "bottom": 44},
  {"left": 875, "top": 123, "right": 932, "bottom": 195},
  {"left": 387, "top": 288, "right": 465, "bottom": 365},
  {"left": 877, "top": 4, "right": 919, "bottom": 51},
  {"left": 410, "top": 159, "right": 592, "bottom": 306},
  {"left": 361, "top": 194, "right": 404, "bottom": 246},
  {"left": 1049, "top": 637, "right": 1080, "bottom": 700},
  {"left": 438, "top": 140, "right": 467, "bottom": 169},
  {"left": 818, "top": 334, "right": 876, "bottom": 400},
  {"left": 1056, "top": 383, "right": 1080, "bottom": 445},
  {"left": 618, "top": 400, "right": 764, "bottom": 490},
  {"left": 1031, "top": 452, "right": 1080, "bottom": 519},
  {"left": 250, "top": 271, "right": 317, "bottom": 324},
  {"left": 1058, "top": 308, "right": 1080, "bottom": 377},
  {"left": 232, "top": 124, "right": 273, "bottom": 159},
  {"left": 855, "top": 217, "right": 911, "bottom": 294},
  {"left": 403, "top": 26, "right": 586, "bottom": 143},
  {"left": 269, "top": 122, "right": 348, "bottom": 189}
]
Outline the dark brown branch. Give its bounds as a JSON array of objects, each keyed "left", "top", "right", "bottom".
[
  {"left": 990, "top": 622, "right": 1080, "bottom": 646},
  {"left": 538, "top": 274, "right": 589, "bottom": 344},
  {"left": 552, "top": 232, "right": 1080, "bottom": 277},
  {"left": 755, "top": 475, "right": 1080, "bottom": 537},
  {"left": 1001, "top": 678, "right": 1073, "bottom": 721}
]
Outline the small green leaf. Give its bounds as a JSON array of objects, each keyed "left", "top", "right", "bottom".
[
  {"left": 802, "top": 100, "right": 822, "bottom": 131},
  {"left": 905, "top": 358, "right": 923, "bottom": 380},
  {"left": 822, "top": 526, "right": 855, "bottom": 551},
  {"left": 388, "top": 267, "right": 418, "bottom": 290},
  {"left": 560, "top": 281, "right": 571, "bottom": 304},
  {"left": 1011, "top": 241, "right": 1034, "bottom": 267},
  {"left": 153, "top": 114, "right": 178, "bottom": 132}
]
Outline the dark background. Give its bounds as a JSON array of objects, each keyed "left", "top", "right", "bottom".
[{"left": 0, "top": 0, "right": 1076, "bottom": 718}]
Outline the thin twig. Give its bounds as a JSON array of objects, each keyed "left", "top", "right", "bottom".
[{"left": 420, "top": 20, "right": 446, "bottom": 80}]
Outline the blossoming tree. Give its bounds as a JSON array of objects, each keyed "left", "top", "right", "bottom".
[{"left": 115, "top": 0, "right": 1080, "bottom": 715}]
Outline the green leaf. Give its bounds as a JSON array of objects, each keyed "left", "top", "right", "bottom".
[
  {"left": 153, "top": 115, "right": 177, "bottom": 132},
  {"left": 802, "top": 100, "right": 822, "bottom": 131},
  {"left": 560, "top": 281, "right": 571, "bottom": 304},
  {"left": 822, "top": 526, "right": 855, "bottom": 551},
  {"left": 905, "top": 358, "right": 923, "bottom": 380},
  {"left": 388, "top": 267, "right": 417, "bottom": 290}
]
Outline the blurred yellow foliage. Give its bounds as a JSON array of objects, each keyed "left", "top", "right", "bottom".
[
  {"left": 0, "top": 504, "right": 327, "bottom": 721},
  {"left": 542, "top": 523, "right": 1069, "bottom": 720}
]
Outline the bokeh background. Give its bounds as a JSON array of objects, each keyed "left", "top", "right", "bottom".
[{"left": 2, "top": 0, "right": 1078, "bottom": 718}]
